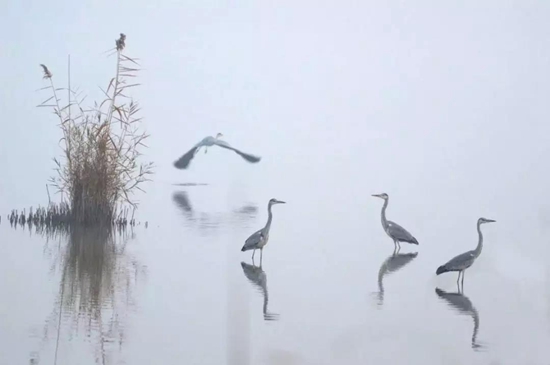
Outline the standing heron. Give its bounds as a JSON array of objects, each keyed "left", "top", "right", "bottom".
[
  {"left": 372, "top": 193, "right": 419, "bottom": 250},
  {"left": 436, "top": 217, "right": 496, "bottom": 287},
  {"left": 173, "top": 133, "right": 261, "bottom": 169},
  {"left": 241, "top": 198, "right": 286, "bottom": 263}
]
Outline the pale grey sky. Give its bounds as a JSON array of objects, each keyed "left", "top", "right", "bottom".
[{"left": 1, "top": 0, "right": 549, "bottom": 223}]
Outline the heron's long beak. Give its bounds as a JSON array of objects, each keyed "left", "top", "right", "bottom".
[
  {"left": 275, "top": 200, "right": 286, "bottom": 204},
  {"left": 486, "top": 219, "right": 496, "bottom": 223},
  {"left": 371, "top": 194, "right": 382, "bottom": 198}
]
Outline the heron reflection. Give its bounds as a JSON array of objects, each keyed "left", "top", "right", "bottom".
[
  {"left": 435, "top": 287, "right": 484, "bottom": 350},
  {"left": 375, "top": 248, "right": 418, "bottom": 307},
  {"left": 173, "top": 191, "right": 193, "bottom": 216},
  {"left": 172, "top": 191, "right": 258, "bottom": 232},
  {"left": 240, "top": 262, "right": 279, "bottom": 321}
]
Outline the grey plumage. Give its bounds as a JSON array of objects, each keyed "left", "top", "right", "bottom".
[
  {"left": 242, "top": 229, "right": 264, "bottom": 251},
  {"left": 241, "top": 198, "right": 286, "bottom": 263},
  {"left": 372, "top": 193, "right": 419, "bottom": 249},
  {"left": 436, "top": 217, "right": 496, "bottom": 286},
  {"left": 436, "top": 251, "right": 476, "bottom": 275},
  {"left": 386, "top": 221, "right": 418, "bottom": 244},
  {"left": 173, "top": 133, "right": 261, "bottom": 169}
]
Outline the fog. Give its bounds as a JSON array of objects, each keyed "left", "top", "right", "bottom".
[{"left": 1, "top": 1, "right": 550, "bottom": 364}]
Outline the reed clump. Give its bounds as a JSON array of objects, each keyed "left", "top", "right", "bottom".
[{"left": 37, "top": 33, "right": 153, "bottom": 225}]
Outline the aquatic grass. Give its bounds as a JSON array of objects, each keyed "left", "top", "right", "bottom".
[
  {"left": 37, "top": 33, "right": 153, "bottom": 225},
  {"left": 6, "top": 203, "right": 144, "bottom": 237}
]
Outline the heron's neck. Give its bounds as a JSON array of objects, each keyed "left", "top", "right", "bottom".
[
  {"left": 474, "top": 222, "right": 483, "bottom": 257},
  {"left": 381, "top": 199, "right": 389, "bottom": 227},
  {"left": 266, "top": 204, "right": 273, "bottom": 229}
]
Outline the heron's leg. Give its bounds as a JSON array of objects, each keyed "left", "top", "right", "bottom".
[
  {"left": 205, "top": 147, "right": 208, "bottom": 154},
  {"left": 461, "top": 270, "right": 465, "bottom": 287},
  {"left": 456, "top": 271, "right": 461, "bottom": 286},
  {"left": 252, "top": 249, "right": 256, "bottom": 260}
]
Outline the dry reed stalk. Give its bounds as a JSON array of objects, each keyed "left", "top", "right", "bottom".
[{"left": 38, "top": 33, "right": 153, "bottom": 225}]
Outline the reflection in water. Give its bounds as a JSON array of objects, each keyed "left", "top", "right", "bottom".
[
  {"left": 435, "top": 288, "right": 484, "bottom": 351},
  {"left": 172, "top": 191, "right": 258, "bottom": 232},
  {"left": 240, "top": 262, "right": 279, "bottom": 321},
  {"left": 374, "top": 249, "right": 418, "bottom": 307},
  {"left": 233, "top": 205, "right": 258, "bottom": 215},
  {"left": 173, "top": 191, "right": 193, "bottom": 215},
  {"left": 30, "top": 225, "right": 146, "bottom": 365},
  {"left": 172, "top": 182, "right": 209, "bottom": 187}
]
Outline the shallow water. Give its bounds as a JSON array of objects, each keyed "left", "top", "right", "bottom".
[{"left": 2, "top": 170, "right": 550, "bottom": 365}]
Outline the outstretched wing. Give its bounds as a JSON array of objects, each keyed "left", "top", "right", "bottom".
[
  {"left": 174, "top": 138, "right": 209, "bottom": 169},
  {"left": 214, "top": 140, "right": 261, "bottom": 163},
  {"left": 242, "top": 228, "right": 264, "bottom": 251},
  {"left": 173, "top": 146, "right": 199, "bottom": 169},
  {"left": 387, "top": 220, "right": 418, "bottom": 244}
]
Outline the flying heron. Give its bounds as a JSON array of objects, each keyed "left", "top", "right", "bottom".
[
  {"left": 241, "top": 198, "right": 286, "bottom": 263},
  {"left": 173, "top": 133, "right": 261, "bottom": 169},
  {"left": 372, "top": 193, "right": 419, "bottom": 249},
  {"left": 436, "top": 217, "right": 496, "bottom": 287}
]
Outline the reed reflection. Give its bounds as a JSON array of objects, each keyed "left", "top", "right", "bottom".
[
  {"left": 374, "top": 248, "right": 418, "bottom": 307},
  {"left": 31, "top": 224, "right": 146, "bottom": 365},
  {"left": 435, "top": 287, "right": 484, "bottom": 351},
  {"left": 172, "top": 190, "right": 258, "bottom": 232},
  {"left": 240, "top": 262, "right": 279, "bottom": 321}
]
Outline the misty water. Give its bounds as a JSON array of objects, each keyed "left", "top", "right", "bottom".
[{"left": 2, "top": 143, "right": 550, "bottom": 365}]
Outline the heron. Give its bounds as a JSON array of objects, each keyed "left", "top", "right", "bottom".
[
  {"left": 173, "top": 133, "right": 261, "bottom": 169},
  {"left": 372, "top": 193, "right": 419, "bottom": 250},
  {"left": 436, "top": 217, "right": 496, "bottom": 287},
  {"left": 241, "top": 198, "right": 286, "bottom": 263}
]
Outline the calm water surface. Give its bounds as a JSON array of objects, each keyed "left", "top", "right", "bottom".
[{"left": 2, "top": 157, "right": 550, "bottom": 365}]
